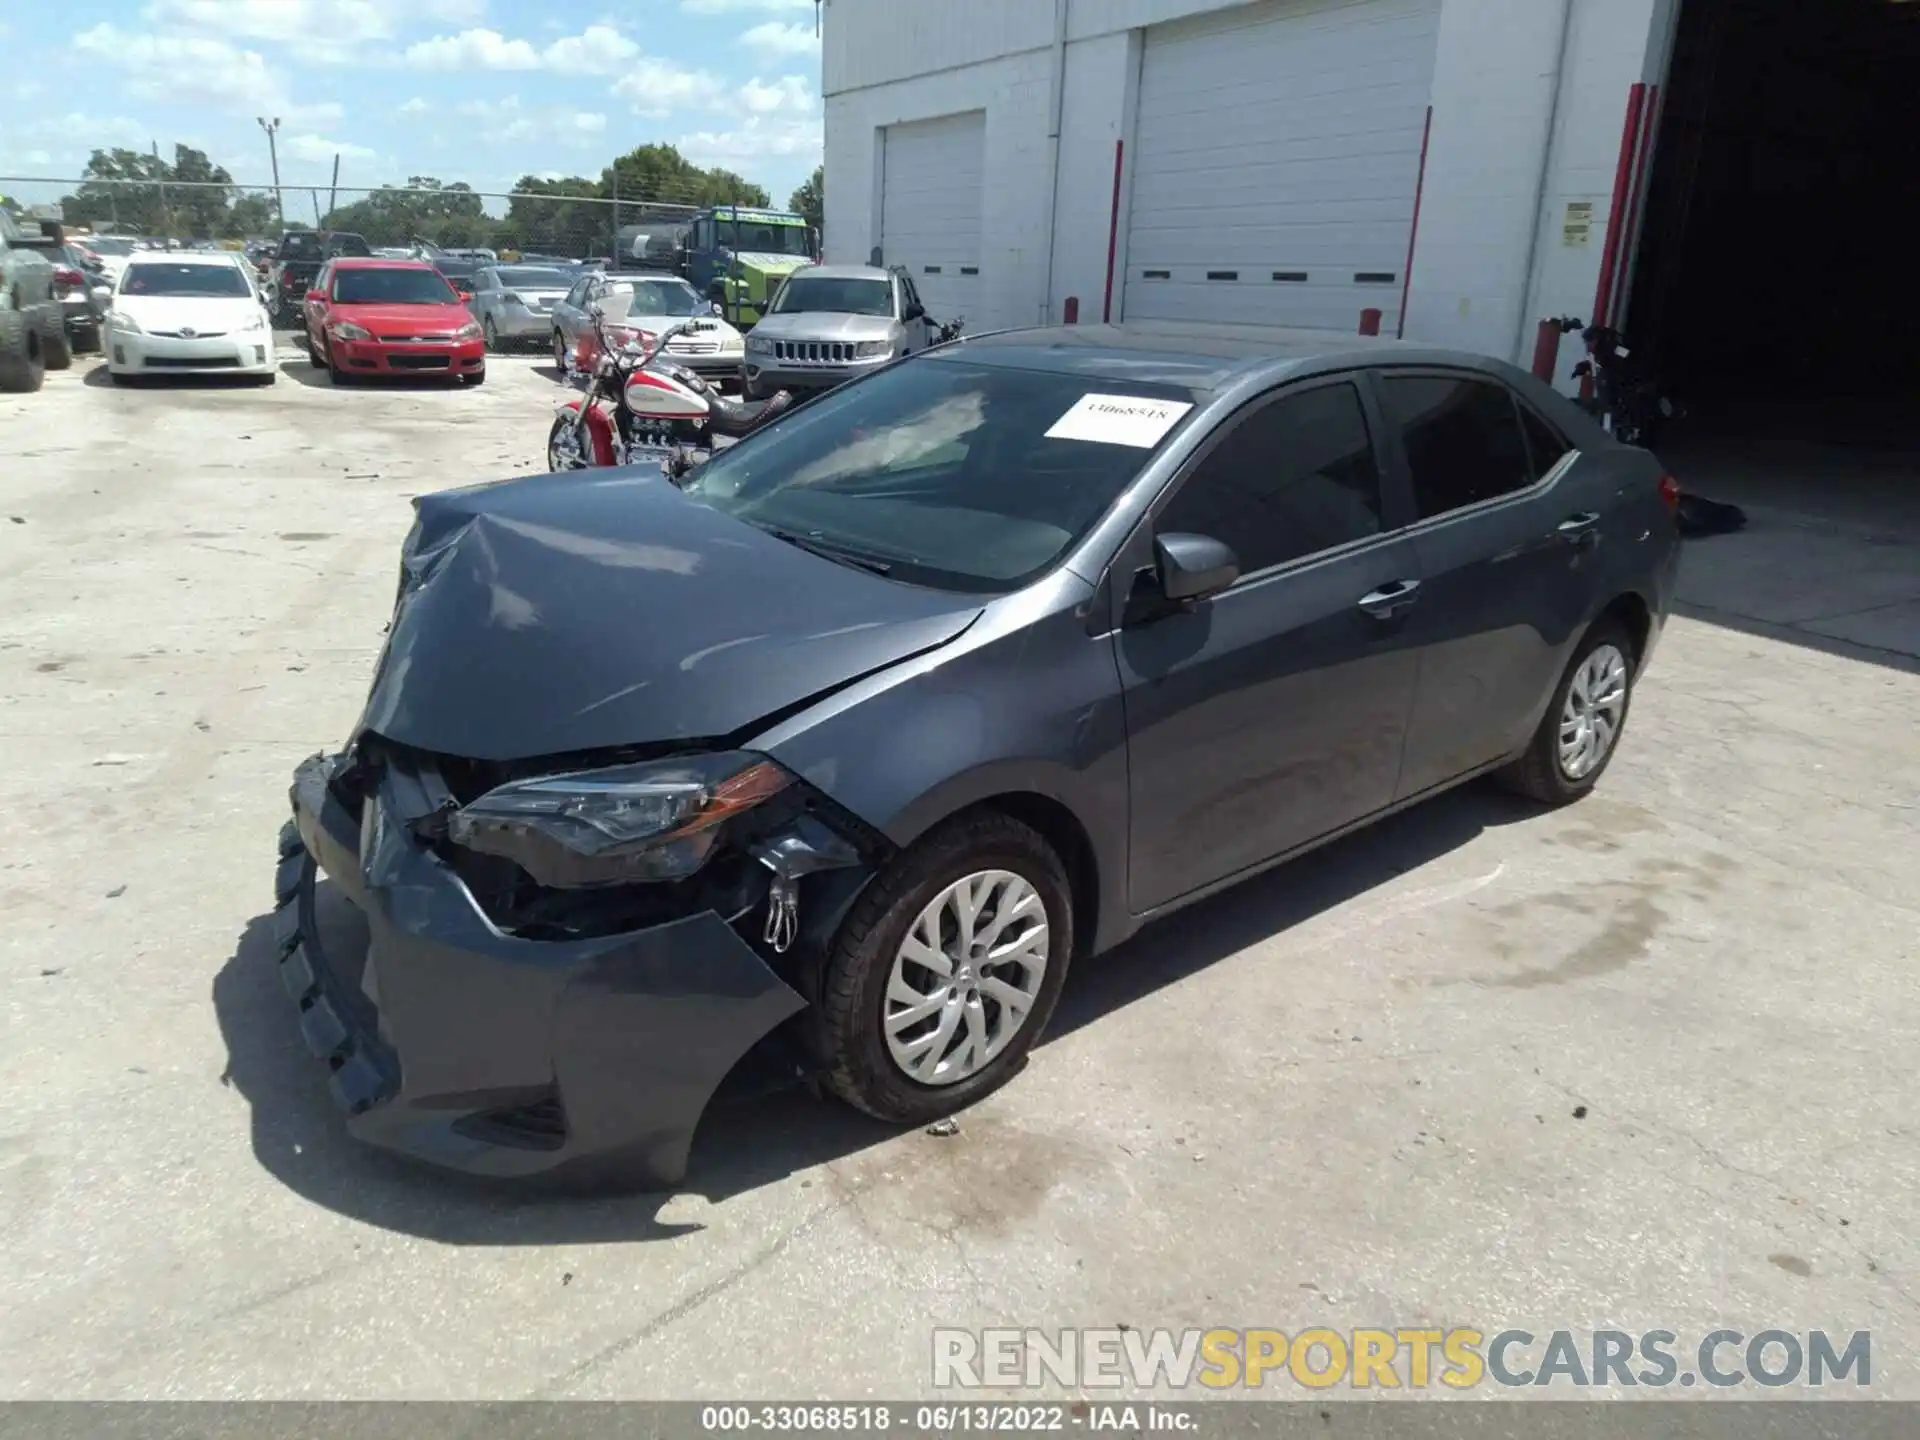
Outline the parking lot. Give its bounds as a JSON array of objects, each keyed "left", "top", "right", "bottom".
[{"left": 2, "top": 342, "right": 1917, "bottom": 1400}]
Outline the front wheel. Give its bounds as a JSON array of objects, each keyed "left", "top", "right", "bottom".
[
  {"left": 1497, "top": 621, "right": 1636, "bottom": 804},
  {"left": 814, "top": 810, "right": 1072, "bottom": 1124},
  {"left": 547, "top": 413, "right": 591, "bottom": 470},
  {"left": 483, "top": 317, "right": 501, "bottom": 353},
  {"left": 551, "top": 330, "right": 567, "bottom": 370}
]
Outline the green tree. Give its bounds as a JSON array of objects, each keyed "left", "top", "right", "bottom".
[
  {"left": 224, "top": 193, "right": 277, "bottom": 239},
  {"left": 321, "top": 177, "right": 495, "bottom": 248},
  {"left": 503, "top": 174, "right": 607, "bottom": 256},
  {"left": 601, "top": 144, "right": 770, "bottom": 209},
  {"left": 788, "top": 165, "right": 823, "bottom": 234},
  {"left": 61, "top": 148, "right": 170, "bottom": 233}
]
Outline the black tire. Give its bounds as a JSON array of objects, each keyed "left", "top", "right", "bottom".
[
  {"left": 1497, "top": 620, "right": 1637, "bottom": 805},
  {"left": 327, "top": 343, "right": 355, "bottom": 386},
  {"left": 0, "top": 309, "right": 45, "bottom": 393},
  {"left": 463, "top": 366, "right": 486, "bottom": 387},
  {"left": 551, "top": 329, "right": 566, "bottom": 369},
  {"left": 307, "top": 331, "right": 326, "bottom": 368},
  {"left": 815, "top": 810, "right": 1073, "bottom": 1124},
  {"left": 71, "top": 323, "right": 101, "bottom": 356},
  {"left": 39, "top": 312, "right": 73, "bottom": 371},
  {"left": 483, "top": 317, "right": 501, "bottom": 353}
]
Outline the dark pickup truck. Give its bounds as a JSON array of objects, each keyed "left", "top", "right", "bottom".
[
  {"left": 0, "top": 212, "right": 71, "bottom": 393},
  {"left": 267, "top": 230, "right": 373, "bottom": 324}
]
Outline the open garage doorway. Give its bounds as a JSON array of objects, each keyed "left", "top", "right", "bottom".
[
  {"left": 1623, "top": 0, "right": 1920, "bottom": 666},
  {"left": 1623, "top": 0, "right": 1920, "bottom": 532}
]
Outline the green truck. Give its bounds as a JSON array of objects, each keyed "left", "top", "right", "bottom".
[{"left": 678, "top": 205, "right": 818, "bottom": 328}]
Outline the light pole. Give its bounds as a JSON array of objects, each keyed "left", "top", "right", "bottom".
[{"left": 256, "top": 116, "right": 283, "bottom": 230}]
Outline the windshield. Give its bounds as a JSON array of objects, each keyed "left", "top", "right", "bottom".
[
  {"left": 680, "top": 359, "right": 1197, "bottom": 593},
  {"left": 715, "top": 220, "right": 811, "bottom": 257},
  {"left": 601, "top": 279, "right": 705, "bottom": 318},
  {"left": 495, "top": 267, "right": 572, "bottom": 290},
  {"left": 771, "top": 276, "right": 893, "bottom": 317},
  {"left": 279, "top": 233, "right": 322, "bottom": 259},
  {"left": 88, "top": 237, "right": 137, "bottom": 257},
  {"left": 327, "top": 234, "right": 374, "bottom": 257},
  {"left": 332, "top": 267, "right": 457, "bottom": 304},
  {"left": 120, "top": 263, "right": 252, "bottom": 298}
]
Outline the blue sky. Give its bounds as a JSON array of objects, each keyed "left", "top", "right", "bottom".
[{"left": 0, "top": 0, "right": 824, "bottom": 209}]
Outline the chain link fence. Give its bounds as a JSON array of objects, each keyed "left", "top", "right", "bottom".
[{"left": 1, "top": 178, "right": 705, "bottom": 264}]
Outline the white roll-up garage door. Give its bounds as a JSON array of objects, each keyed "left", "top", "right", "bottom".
[
  {"left": 1122, "top": 0, "right": 1441, "bottom": 332},
  {"left": 880, "top": 110, "right": 985, "bottom": 324}
]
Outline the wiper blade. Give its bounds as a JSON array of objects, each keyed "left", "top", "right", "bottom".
[{"left": 760, "top": 526, "right": 893, "bottom": 576}]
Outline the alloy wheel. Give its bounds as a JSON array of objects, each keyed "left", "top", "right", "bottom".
[
  {"left": 547, "top": 422, "right": 587, "bottom": 471},
  {"left": 1558, "top": 643, "right": 1629, "bottom": 780},
  {"left": 882, "top": 870, "right": 1050, "bottom": 1087}
]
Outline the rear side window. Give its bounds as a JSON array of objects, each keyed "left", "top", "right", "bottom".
[
  {"left": 1519, "top": 404, "right": 1573, "bottom": 480},
  {"left": 1381, "top": 375, "right": 1535, "bottom": 520},
  {"left": 1157, "top": 382, "right": 1384, "bottom": 575}
]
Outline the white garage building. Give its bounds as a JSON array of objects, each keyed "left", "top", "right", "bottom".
[{"left": 821, "top": 0, "right": 1917, "bottom": 405}]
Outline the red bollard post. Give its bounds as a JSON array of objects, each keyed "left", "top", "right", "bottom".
[
  {"left": 1359, "top": 308, "right": 1383, "bottom": 337},
  {"left": 1062, "top": 296, "right": 1080, "bottom": 324},
  {"left": 1530, "top": 319, "right": 1562, "bottom": 381}
]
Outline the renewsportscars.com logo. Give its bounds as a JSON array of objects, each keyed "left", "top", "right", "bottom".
[{"left": 932, "top": 1328, "right": 1872, "bottom": 1391}]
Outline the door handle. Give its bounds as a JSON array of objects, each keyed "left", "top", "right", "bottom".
[
  {"left": 1557, "top": 512, "right": 1602, "bottom": 548},
  {"left": 1357, "top": 579, "right": 1421, "bottom": 619}
]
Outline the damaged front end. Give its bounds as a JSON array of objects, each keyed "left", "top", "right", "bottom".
[{"left": 278, "top": 737, "right": 880, "bottom": 1187}]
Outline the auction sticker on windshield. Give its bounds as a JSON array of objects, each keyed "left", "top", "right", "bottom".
[{"left": 1045, "top": 394, "right": 1193, "bottom": 448}]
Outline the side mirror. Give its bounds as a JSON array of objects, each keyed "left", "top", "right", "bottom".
[
  {"left": 709, "top": 300, "right": 723, "bottom": 316},
  {"left": 303, "top": 288, "right": 325, "bottom": 303},
  {"left": 1155, "top": 533, "right": 1239, "bottom": 603},
  {"left": 903, "top": 302, "right": 925, "bottom": 322},
  {"left": 706, "top": 280, "right": 727, "bottom": 303}
]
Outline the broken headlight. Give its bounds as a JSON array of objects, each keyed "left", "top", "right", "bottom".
[{"left": 447, "top": 751, "right": 793, "bottom": 890}]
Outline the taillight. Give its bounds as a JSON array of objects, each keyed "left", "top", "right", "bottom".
[
  {"left": 54, "top": 266, "right": 84, "bottom": 287},
  {"left": 1658, "top": 475, "right": 1681, "bottom": 511}
]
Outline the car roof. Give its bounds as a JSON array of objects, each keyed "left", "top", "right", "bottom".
[
  {"left": 329, "top": 257, "right": 439, "bottom": 269},
  {"left": 940, "top": 321, "right": 1513, "bottom": 393},
  {"left": 788, "top": 264, "right": 890, "bottom": 282}
]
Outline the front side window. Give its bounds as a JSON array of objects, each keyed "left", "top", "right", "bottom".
[
  {"left": 1157, "top": 383, "right": 1385, "bottom": 576},
  {"left": 331, "top": 267, "right": 458, "bottom": 304},
  {"left": 769, "top": 275, "right": 893, "bottom": 317},
  {"left": 601, "top": 279, "right": 706, "bottom": 317},
  {"left": 1381, "top": 375, "right": 1535, "bottom": 519},
  {"left": 680, "top": 358, "right": 1199, "bottom": 593},
  {"left": 119, "top": 263, "right": 252, "bottom": 298},
  {"left": 1519, "top": 404, "right": 1573, "bottom": 481}
]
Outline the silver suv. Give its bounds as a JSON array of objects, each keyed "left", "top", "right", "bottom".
[{"left": 743, "top": 264, "right": 933, "bottom": 400}]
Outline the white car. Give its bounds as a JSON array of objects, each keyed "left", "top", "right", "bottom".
[{"left": 106, "top": 252, "right": 277, "bottom": 384}]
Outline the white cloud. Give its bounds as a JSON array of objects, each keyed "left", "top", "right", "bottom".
[
  {"left": 404, "top": 27, "right": 540, "bottom": 69},
  {"left": 739, "top": 75, "right": 818, "bottom": 116},
  {"left": 681, "top": 0, "right": 812, "bottom": 13},
  {"left": 679, "top": 114, "right": 821, "bottom": 164},
  {"left": 23, "top": 149, "right": 53, "bottom": 168},
  {"left": 569, "top": 112, "right": 609, "bottom": 135},
  {"left": 612, "top": 62, "right": 731, "bottom": 117},
  {"left": 422, "top": 0, "right": 488, "bottom": 21},
  {"left": 284, "top": 133, "right": 377, "bottom": 163},
  {"left": 398, "top": 97, "right": 430, "bottom": 115},
  {"left": 540, "top": 23, "right": 639, "bottom": 75},
  {"left": 144, "top": 0, "right": 392, "bottom": 46},
  {"left": 72, "top": 23, "right": 336, "bottom": 126},
  {"left": 741, "top": 20, "right": 818, "bottom": 57}
]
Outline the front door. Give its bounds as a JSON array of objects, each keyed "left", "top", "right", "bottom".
[
  {"left": 1116, "top": 378, "right": 1423, "bottom": 913},
  {"left": 1373, "top": 371, "right": 1597, "bottom": 798}
]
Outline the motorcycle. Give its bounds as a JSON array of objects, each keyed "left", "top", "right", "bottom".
[{"left": 547, "top": 312, "right": 794, "bottom": 477}]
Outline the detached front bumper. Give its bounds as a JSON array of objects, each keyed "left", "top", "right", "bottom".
[{"left": 277, "top": 752, "right": 808, "bottom": 1186}]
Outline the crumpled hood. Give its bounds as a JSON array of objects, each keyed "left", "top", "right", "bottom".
[
  {"left": 358, "top": 469, "right": 982, "bottom": 762},
  {"left": 749, "top": 312, "right": 896, "bottom": 343}
]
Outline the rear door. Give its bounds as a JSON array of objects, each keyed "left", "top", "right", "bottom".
[
  {"left": 1373, "top": 370, "right": 1597, "bottom": 799},
  {"left": 1115, "top": 376, "right": 1423, "bottom": 912}
]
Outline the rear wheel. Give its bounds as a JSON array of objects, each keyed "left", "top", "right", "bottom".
[
  {"left": 1497, "top": 621, "right": 1636, "bottom": 804},
  {"left": 551, "top": 329, "right": 567, "bottom": 369},
  {"left": 814, "top": 810, "right": 1072, "bottom": 1124},
  {"left": 39, "top": 313, "right": 73, "bottom": 371}
]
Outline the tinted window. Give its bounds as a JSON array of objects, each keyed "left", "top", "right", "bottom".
[
  {"left": 332, "top": 267, "right": 458, "bottom": 304},
  {"left": 680, "top": 359, "right": 1198, "bottom": 593},
  {"left": 496, "top": 266, "right": 573, "bottom": 289},
  {"left": 1157, "top": 384, "right": 1384, "bottom": 575},
  {"left": 326, "top": 234, "right": 374, "bottom": 258},
  {"left": 770, "top": 276, "right": 892, "bottom": 317},
  {"left": 1520, "top": 404, "right": 1573, "bottom": 481},
  {"left": 1382, "top": 376, "right": 1534, "bottom": 519},
  {"left": 564, "top": 279, "right": 590, "bottom": 307},
  {"left": 120, "top": 263, "right": 252, "bottom": 297}
]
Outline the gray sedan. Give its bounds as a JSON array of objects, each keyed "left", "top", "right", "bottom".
[{"left": 468, "top": 264, "right": 578, "bottom": 351}]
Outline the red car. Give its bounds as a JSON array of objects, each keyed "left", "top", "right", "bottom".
[{"left": 301, "top": 257, "right": 485, "bottom": 386}]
